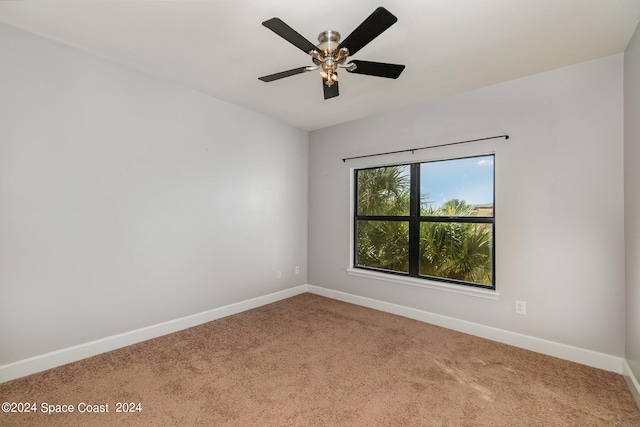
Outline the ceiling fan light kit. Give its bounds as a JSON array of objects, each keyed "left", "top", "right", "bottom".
[{"left": 259, "top": 7, "right": 405, "bottom": 99}]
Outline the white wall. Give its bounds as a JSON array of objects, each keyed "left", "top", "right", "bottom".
[
  {"left": 0, "top": 22, "right": 308, "bottom": 366},
  {"left": 625, "top": 23, "right": 640, "bottom": 381},
  {"left": 0, "top": 15, "right": 632, "bottom": 380},
  {"left": 309, "top": 54, "right": 625, "bottom": 356}
]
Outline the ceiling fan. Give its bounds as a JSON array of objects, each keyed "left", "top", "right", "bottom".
[{"left": 258, "top": 6, "right": 405, "bottom": 100}]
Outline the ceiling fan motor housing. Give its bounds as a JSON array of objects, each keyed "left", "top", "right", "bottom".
[
  {"left": 314, "top": 30, "right": 351, "bottom": 86},
  {"left": 317, "top": 30, "right": 341, "bottom": 53}
]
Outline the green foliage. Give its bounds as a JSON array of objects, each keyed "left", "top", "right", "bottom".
[
  {"left": 357, "top": 220, "right": 409, "bottom": 272},
  {"left": 356, "top": 167, "right": 492, "bottom": 285},
  {"left": 357, "top": 165, "right": 410, "bottom": 216},
  {"left": 356, "top": 166, "right": 410, "bottom": 272},
  {"left": 420, "top": 200, "right": 492, "bottom": 285}
]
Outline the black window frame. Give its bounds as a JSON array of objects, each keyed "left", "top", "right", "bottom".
[{"left": 354, "top": 154, "right": 495, "bottom": 290}]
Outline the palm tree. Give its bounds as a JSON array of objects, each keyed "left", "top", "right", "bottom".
[
  {"left": 420, "top": 199, "right": 492, "bottom": 285},
  {"left": 356, "top": 165, "right": 410, "bottom": 271},
  {"left": 357, "top": 220, "right": 409, "bottom": 272},
  {"left": 356, "top": 169, "right": 492, "bottom": 285},
  {"left": 357, "top": 166, "right": 410, "bottom": 216}
]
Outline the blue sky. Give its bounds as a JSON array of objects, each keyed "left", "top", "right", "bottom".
[{"left": 420, "top": 155, "right": 494, "bottom": 208}]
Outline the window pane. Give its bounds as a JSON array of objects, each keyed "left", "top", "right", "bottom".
[
  {"left": 420, "top": 156, "right": 494, "bottom": 217},
  {"left": 420, "top": 222, "right": 493, "bottom": 286},
  {"left": 357, "top": 165, "right": 410, "bottom": 216},
  {"left": 356, "top": 220, "right": 409, "bottom": 273}
]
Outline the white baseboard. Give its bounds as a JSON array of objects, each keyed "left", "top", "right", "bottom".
[
  {"left": 0, "top": 285, "right": 308, "bottom": 383},
  {"left": 307, "top": 285, "right": 625, "bottom": 374},
  {"left": 623, "top": 360, "right": 640, "bottom": 409},
  {"left": 1, "top": 284, "right": 630, "bottom": 389}
]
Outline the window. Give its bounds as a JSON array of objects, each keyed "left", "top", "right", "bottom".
[{"left": 354, "top": 155, "right": 494, "bottom": 289}]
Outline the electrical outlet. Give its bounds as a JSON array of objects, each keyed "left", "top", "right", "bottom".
[
  {"left": 295, "top": 266, "right": 300, "bottom": 275},
  {"left": 515, "top": 300, "right": 527, "bottom": 315},
  {"left": 277, "top": 270, "right": 282, "bottom": 279}
]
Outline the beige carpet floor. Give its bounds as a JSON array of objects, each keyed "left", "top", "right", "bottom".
[{"left": 1, "top": 293, "right": 639, "bottom": 426}]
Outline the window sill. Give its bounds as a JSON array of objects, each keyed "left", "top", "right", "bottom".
[{"left": 345, "top": 268, "right": 500, "bottom": 300}]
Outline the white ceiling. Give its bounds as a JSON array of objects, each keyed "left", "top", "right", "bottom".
[{"left": 1, "top": 0, "right": 639, "bottom": 131}]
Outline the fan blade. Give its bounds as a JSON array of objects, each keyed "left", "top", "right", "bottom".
[
  {"left": 338, "top": 7, "right": 397, "bottom": 56},
  {"left": 346, "top": 60, "right": 405, "bottom": 79},
  {"left": 259, "top": 67, "right": 309, "bottom": 82},
  {"left": 323, "top": 80, "right": 339, "bottom": 99},
  {"left": 262, "top": 18, "right": 317, "bottom": 55}
]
